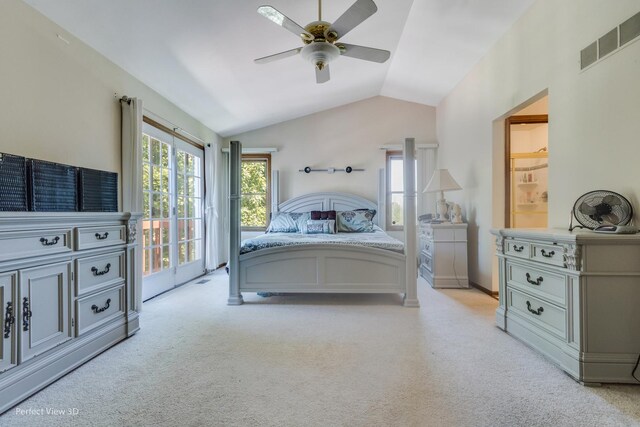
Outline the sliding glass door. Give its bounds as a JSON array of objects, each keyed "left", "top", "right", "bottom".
[
  {"left": 141, "top": 122, "right": 204, "bottom": 301},
  {"left": 175, "top": 143, "right": 204, "bottom": 284}
]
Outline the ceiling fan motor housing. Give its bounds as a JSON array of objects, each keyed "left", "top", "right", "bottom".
[{"left": 301, "top": 41, "right": 340, "bottom": 69}]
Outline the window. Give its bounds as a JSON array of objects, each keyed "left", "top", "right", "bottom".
[
  {"left": 386, "top": 151, "right": 418, "bottom": 230},
  {"left": 387, "top": 151, "right": 404, "bottom": 230},
  {"left": 141, "top": 118, "right": 204, "bottom": 301},
  {"left": 142, "top": 133, "right": 172, "bottom": 275},
  {"left": 241, "top": 154, "right": 271, "bottom": 230}
]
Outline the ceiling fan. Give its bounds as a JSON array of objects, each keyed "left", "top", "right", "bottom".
[{"left": 254, "top": 0, "right": 391, "bottom": 84}]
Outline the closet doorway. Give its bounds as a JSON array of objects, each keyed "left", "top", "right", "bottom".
[
  {"left": 505, "top": 114, "right": 548, "bottom": 228},
  {"left": 141, "top": 119, "right": 205, "bottom": 301}
]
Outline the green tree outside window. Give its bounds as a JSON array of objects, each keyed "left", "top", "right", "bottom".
[{"left": 241, "top": 156, "right": 270, "bottom": 229}]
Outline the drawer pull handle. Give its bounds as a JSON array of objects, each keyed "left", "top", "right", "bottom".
[
  {"left": 40, "top": 236, "right": 60, "bottom": 246},
  {"left": 91, "top": 263, "right": 112, "bottom": 276},
  {"left": 91, "top": 299, "right": 111, "bottom": 314},
  {"left": 22, "top": 297, "right": 32, "bottom": 331},
  {"left": 526, "top": 301, "right": 544, "bottom": 316},
  {"left": 540, "top": 249, "right": 555, "bottom": 258},
  {"left": 95, "top": 232, "right": 109, "bottom": 240},
  {"left": 513, "top": 245, "right": 524, "bottom": 253},
  {"left": 4, "top": 301, "right": 14, "bottom": 338},
  {"left": 525, "top": 273, "right": 543, "bottom": 286}
]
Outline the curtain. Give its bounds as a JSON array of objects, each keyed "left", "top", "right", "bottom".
[
  {"left": 121, "top": 97, "right": 143, "bottom": 212},
  {"left": 121, "top": 97, "right": 143, "bottom": 312},
  {"left": 204, "top": 141, "right": 221, "bottom": 271}
]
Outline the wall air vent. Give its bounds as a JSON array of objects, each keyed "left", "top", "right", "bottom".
[
  {"left": 580, "top": 42, "right": 598, "bottom": 69},
  {"left": 580, "top": 10, "right": 640, "bottom": 70},
  {"left": 620, "top": 10, "right": 640, "bottom": 46},
  {"left": 598, "top": 28, "right": 618, "bottom": 58}
]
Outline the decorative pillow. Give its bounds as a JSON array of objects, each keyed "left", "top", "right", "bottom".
[
  {"left": 310, "top": 210, "right": 337, "bottom": 220},
  {"left": 337, "top": 209, "right": 375, "bottom": 232},
  {"left": 301, "top": 219, "right": 336, "bottom": 234},
  {"left": 266, "top": 212, "right": 310, "bottom": 233},
  {"left": 311, "top": 210, "right": 337, "bottom": 231},
  {"left": 354, "top": 208, "right": 377, "bottom": 220}
]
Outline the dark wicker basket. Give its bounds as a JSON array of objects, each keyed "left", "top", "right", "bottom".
[
  {"left": 78, "top": 168, "right": 118, "bottom": 212},
  {"left": 27, "top": 159, "right": 78, "bottom": 212},
  {"left": 0, "top": 153, "right": 28, "bottom": 211}
]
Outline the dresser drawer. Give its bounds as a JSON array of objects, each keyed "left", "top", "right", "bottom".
[
  {"left": 423, "top": 253, "right": 433, "bottom": 273},
  {"left": 75, "top": 225, "right": 126, "bottom": 250},
  {"left": 506, "top": 261, "right": 566, "bottom": 307},
  {"left": 419, "top": 264, "right": 432, "bottom": 283},
  {"left": 507, "top": 287, "right": 566, "bottom": 340},
  {"left": 75, "top": 284, "right": 125, "bottom": 336},
  {"left": 530, "top": 243, "right": 564, "bottom": 267},
  {"left": 0, "top": 229, "right": 72, "bottom": 261},
  {"left": 75, "top": 251, "right": 125, "bottom": 296},
  {"left": 505, "top": 239, "right": 530, "bottom": 259},
  {"left": 423, "top": 239, "right": 433, "bottom": 256}
]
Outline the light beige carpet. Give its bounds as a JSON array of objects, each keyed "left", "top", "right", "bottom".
[{"left": 1, "top": 270, "right": 639, "bottom": 427}]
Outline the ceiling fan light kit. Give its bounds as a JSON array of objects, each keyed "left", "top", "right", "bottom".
[
  {"left": 300, "top": 40, "right": 340, "bottom": 70},
  {"left": 255, "top": 0, "right": 390, "bottom": 84}
]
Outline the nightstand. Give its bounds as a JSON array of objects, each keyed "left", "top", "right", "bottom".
[{"left": 418, "top": 222, "right": 469, "bottom": 288}]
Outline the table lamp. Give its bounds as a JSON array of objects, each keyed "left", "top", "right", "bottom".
[{"left": 423, "top": 169, "right": 462, "bottom": 221}]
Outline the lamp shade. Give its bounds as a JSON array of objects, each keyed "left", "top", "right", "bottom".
[{"left": 423, "top": 169, "right": 462, "bottom": 193}]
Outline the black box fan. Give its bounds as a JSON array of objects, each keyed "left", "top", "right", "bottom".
[{"left": 569, "top": 190, "right": 633, "bottom": 231}]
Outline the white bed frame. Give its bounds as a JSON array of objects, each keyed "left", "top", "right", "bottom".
[{"left": 228, "top": 139, "right": 418, "bottom": 307}]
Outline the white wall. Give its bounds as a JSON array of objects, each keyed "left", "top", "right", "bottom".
[
  {"left": 436, "top": 0, "right": 640, "bottom": 291},
  {"left": 0, "top": 0, "right": 228, "bottom": 271},
  {"left": 227, "top": 95, "right": 436, "bottom": 205},
  {"left": 225, "top": 96, "right": 437, "bottom": 245},
  {"left": 0, "top": 0, "right": 221, "bottom": 191}
]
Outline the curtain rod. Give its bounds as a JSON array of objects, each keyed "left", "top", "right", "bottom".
[
  {"left": 173, "top": 127, "right": 206, "bottom": 145},
  {"left": 143, "top": 109, "right": 207, "bottom": 145},
  {"left": 118, "top": 94, "right": 209, "bottom": 145}
]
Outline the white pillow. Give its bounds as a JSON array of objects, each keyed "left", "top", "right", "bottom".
[{"left": 301, "top": 219, "right": 336, "bottom": 234}]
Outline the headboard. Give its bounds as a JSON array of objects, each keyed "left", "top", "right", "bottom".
[{"left": 278, "top": 192, "right": 380, "bottom": 226}]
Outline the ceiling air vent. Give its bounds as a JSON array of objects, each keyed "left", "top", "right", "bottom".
[{"left": 580, "top": 10, "right": 640, "bottom": 70}]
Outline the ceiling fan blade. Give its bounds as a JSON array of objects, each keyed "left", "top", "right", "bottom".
[
  {"left": 331, "top": 0, "right": 378, "bottom": 40},
  {"left": 257, "top": 6, "right": 314, "bottom": 40},
  {"left": 254, "top": 47, "right": 302, "bottom": 64},
  {"left": 316, "top": 64, "right": 330, "bottom": 84},
  {"left": 338, "top": 43, "right": 390, "bottom": 63}
]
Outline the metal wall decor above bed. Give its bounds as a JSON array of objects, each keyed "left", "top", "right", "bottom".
[{"left": 299, "top": 166, "right": 364, "bottom": 173}]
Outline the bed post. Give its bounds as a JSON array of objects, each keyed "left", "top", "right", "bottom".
[
  {"left": 377, "top": 168, "right": 386, "bottom": 230},
  {"left": 228, "top": 141, "right": 244, "bottom": 305},
  {"left": 403, "top": 138, "right": 420, "bottom": 307},
  {"left": 271, "top": 170, "right": 279, "bottom": 215}
]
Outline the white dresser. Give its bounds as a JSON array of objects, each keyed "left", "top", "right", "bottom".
[
  {"left": 418, "top": 222, "right": 469, "bottom": 288},
  {"left": 0, "top": 212, "right": 141, "bottom": 413},
  {"left": 492, "top": 228, "right": 640, "bottom": 384}
]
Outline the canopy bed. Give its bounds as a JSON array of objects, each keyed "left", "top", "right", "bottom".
[{"left": 227, "top": 139, "right": 418, "bottom": 307}]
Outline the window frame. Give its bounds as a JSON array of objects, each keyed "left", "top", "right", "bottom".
[
  {"left": 386, "top": 151, "right": 404, "bottom": 231},
  {"left": 241, "top": 153, "right": 271, "bottom": 231}
]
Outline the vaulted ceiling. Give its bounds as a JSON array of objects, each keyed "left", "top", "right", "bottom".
[{"left": 23, "top": 0, "right": 534, "bottom": 136}]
